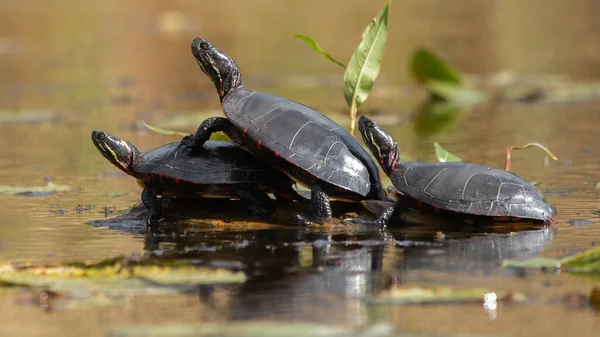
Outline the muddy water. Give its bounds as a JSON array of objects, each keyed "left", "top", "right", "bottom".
[{"left": 1, "top": 0, "right": 600, "bottom": 336}]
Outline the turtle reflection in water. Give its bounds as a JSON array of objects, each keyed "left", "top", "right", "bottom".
[
  {"left": 91, "top": 130, "right": 303, "bottom": 225},
  {"left": 349, "top": 116, "right": 557, "bottom": 227}
]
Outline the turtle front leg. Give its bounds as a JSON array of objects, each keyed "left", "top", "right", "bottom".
[
  {"left": 344, "top": 198, "right": 406, "bottom": 227},
  {"left": 181, "top": 117, "right": 236, "bottom": 151},
  {"left": 291, "top": 184, "right": 332, "bottom": 226},
  {"left": 235, "top": 189, "right": 275, "bottom": 218},
  {"left": 141, "top": 183, "right": 163, "bottom": 225}
]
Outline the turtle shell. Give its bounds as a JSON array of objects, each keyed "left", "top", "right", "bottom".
[
  {"left": 136, "top": 141, "right": 293, "bottom": 185},
  {"left": 391, "top": 162, "right": 556, "bottom": 221},
  {"left": 222, "top": 89, "right": 383, "bottom": 199}
]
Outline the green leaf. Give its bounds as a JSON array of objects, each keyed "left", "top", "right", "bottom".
[
  {"left": 139, "top": 121, "right": 189, "bottom": 137},
  {"left": 208, "top": 132, "right": 231, "bottom": 142},
  {"left": 0, "top": 182, "right": 71, "bottom": 196},
  {"left": 294, "top": 34, "right": 346, "bottom": 69},
  {"left": 426, "top": 80, "right": 486, "bottom": 105},
  {"left": 141, "top": 120, "right": 230, "bottom": 142},
  {"left": 560, "top": 247, "right": 600, "bottom": 274},
  {"left": 0, "top": 256, "right": 246, "bottom": 295},
  {"left": 410, "top": 48, "right": 462, "bottom": 85},
  {"left": 367, "top": 285, "right": 511, "bottom": 305},
  {"left": 343, "top": 1, "right": 390, "bottom": 135},
  {"left": 434, "top": 143, "right": 462, "bottom": 162}
]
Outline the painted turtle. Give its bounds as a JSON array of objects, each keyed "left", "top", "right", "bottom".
[
  {"left": 91, "top": 130, "right": 303, "bottom": 224},
  {"left": 180, "top": 37, "right": 386, "bottom": 225},
  {"left": 351, "top": 116, "right": 557, "bottom": 227}
]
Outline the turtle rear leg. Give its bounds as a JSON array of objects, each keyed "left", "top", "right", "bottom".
[
  {"left": 291, "top": 184, "right": 332, "bottom": 226},
  {"left": 141, "top": 183, "right": 164, "bottom": 225},
  {"left": 236, "top": 189, "right": 275, "bottom": 218}
]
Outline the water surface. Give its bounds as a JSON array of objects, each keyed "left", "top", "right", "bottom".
[{"left": 1, "top": 1, "right": 600, "bottom": 336}]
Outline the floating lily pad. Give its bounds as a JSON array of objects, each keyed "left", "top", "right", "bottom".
[
  {"left": 504, "top": 247, "right": 600, "bottom": 275},
  {"left": 502, "top": 258, "right": 561, "bottom": 270},
  {"left": 367, "top": 285, "right": 510, "bottom": 305},
  {"left": 110, "top": 321, "right": 394, "bottom": 337},
  {"left": 0, "top": 256, "right": 246, "bottom": 296},
  {"left": 0, "top": 182, "right": 71, "bottom": 196}
]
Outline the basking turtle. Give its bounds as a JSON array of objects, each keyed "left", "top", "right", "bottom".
[
  {"left": 351, "top": 116, "right": 557, "bottom": 227},
  {"left": 92, "top": 130, "right": 303, "bottom": 224},
  {"left": 180, "top": 37, "right": 386, "bottom": 225}
]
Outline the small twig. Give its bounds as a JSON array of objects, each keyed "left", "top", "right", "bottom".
[{"left": 505, "top": 142, "right": 559, "bottom": 171}]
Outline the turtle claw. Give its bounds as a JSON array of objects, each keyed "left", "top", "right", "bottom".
[{"left": 178, "top": 134, "right": 198, "bottom": 152}]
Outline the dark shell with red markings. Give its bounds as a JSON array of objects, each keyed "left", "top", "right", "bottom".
[
  {"left": 222, "top": 90, "right": 385, "bottom": 200},
  {"left": 136, "top": 141, "right": 293, "bottom": 185},
  {"left": 392, "top": 162, "right": 556, "bottom": 221}
]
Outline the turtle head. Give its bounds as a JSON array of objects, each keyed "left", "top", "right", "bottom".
[
  {"left": 91, "top": 130, "right": 139, "bottom": 176},
  {"left": 191, "top": 37, "right": 243, "bottom": 102},
  {"left": 358, "top": 116, "right": 400, "bottom": 177}
]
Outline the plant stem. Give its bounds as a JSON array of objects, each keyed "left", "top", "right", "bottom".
[{"left": 349, "top": 104, "right": 358, "bottom": 136}]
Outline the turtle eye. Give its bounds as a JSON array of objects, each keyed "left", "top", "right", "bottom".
[
  {"left": 366, "top": 121, "right": 373, "bottom": 127},
  {"left": 200, "top": 42, "right": 209, "bottom": 50},
  {"left": 98, "top": 132, "right": 107, "bottom": 140}
]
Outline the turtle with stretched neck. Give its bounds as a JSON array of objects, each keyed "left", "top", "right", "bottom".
[{"left": 180, "top": 37, "right": 387, "bottom": 226}]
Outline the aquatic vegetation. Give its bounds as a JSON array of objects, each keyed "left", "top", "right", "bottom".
[
  {"left": 111, "top": 321, "right": 393, "bottom": 337},
  {"left": 410, "top": 48, "right": 485, "bottom": 105},
  {"left": 433, "top": 143, "right": 461, "bottom": 163},
  {"left": 0, "top": 181, "right": 71, "bottom": 196},
  {"left": 296, "top": 1, "right": 390, "bottom": 135},
  {"left": 503, "top": 246, "right": 600, "bottom": 275},
  {"left": 367, "top": 285, "right": 514, "bottom": 305},
  {"left": 0, "top": 256, "right": 246, "bottom": 294}
]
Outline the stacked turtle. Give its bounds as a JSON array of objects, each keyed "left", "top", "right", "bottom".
[{"left": 92, "top": 37, "right": 557, "bottom": 228}]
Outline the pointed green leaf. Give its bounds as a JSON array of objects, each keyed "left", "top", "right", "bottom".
[
  {"left": 140, "top": 121, "right": 189, "bottom": 137},
  {"left": 343, "top": 1, "right": 390, "bottom": 134},
  {"left": 410, "top": 48, "right": 462, "bottom": 85},
  {"left": 294, "top": 34, "right": 346, "bottom": 69},
  {"left": 140, "top": 121, "right": 230, "bottom": 142},
  {"left": 434, "top": 143, "right": 462, "bottom": 162}
]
